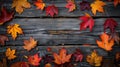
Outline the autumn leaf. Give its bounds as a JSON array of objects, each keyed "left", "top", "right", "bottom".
[
  {"left": 0, "top": 34, "right": 8, "bottom": 45},
  {"left": 0, "top": 7, "right": 14, "bottom": 25},
  {"left": 43, "top": 55, "right": 54, "bottom": 64},
  {"left": 7, "top": 24, "right": 23, "bottom": 40},
  {"left": 0, "top": 58, "right": 7, "bottom": 67},
  {"left": 28, "top": 53, "right": 42, "bottom": 66},
  {"left": 44, "top": 63, "right": 52, "bottom": 67},
  {"left": 116, "top": 52, "right": 120, "bottom": 62},
  {"left": 34, "top": 0, "right": 45, "bottom": 10},
  {"left": 110, "top": 32, "right": 120, "bottom": 44},
  {"left": 5, "top": 48, "right": 16, "bottom": 60},
  {"left": 65, "top": 0, "right": 76, "bottom": 12},
  {"left": 73, "top": 48, "right": 83, "bottom": 62},
  {"left": 104, "top": 18, "right": 118, "bottom": 33},
  {"left": 45, "top": 5, "right": 58, "bottom": 17},
  {"left": 86, "top": 50, "right": 102, "bottom": 66},
  {"left": 91, "top": 0, "right": 106, "bottom": 15},
  {"left": 12, "top": 0, "right": 31, "bottom": 14},
  {"left": 23, "top": 37, "right": 37, "bottom": 51},
  {"left": 10, "top": 62, "right": 29, "bottom": 67},
  {"left": 114, "top": 0, "right": 120, "bottom": 7},
  {"left": 53, "top": 48, "right": 72, "bottom": 65},
  {"left": 79, "top": 0, "right": 91, "bottom": 11},
  {"left": 79, "top": 13, "right": 94, "bottom": 32},
  {"left": 96, "top": 32, "right": 114, "bottom": 51}
]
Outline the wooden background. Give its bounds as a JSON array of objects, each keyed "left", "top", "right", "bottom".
[{"left": 0, "top": 0, "right": 120, "bottom": 67}]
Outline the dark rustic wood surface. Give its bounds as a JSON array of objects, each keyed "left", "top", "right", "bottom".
[{"left": 0, "top": 0, "right": 120, "bottom": 67}]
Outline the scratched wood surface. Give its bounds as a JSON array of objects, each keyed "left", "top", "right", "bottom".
[{"left": 0, "top": 0, "right": 120, "bottom": 67}]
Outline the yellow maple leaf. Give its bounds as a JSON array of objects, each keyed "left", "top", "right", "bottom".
[
  {"left": 23, "top": 37, "right": 37, "bottom": 51},
  {"left": 34, "top": 0, "right": 46, "bottom": 10},
  {"left": 12, "top": 0, "right": 31, "bottom": 14},
  {"left": 5, "top": 48, "right": 16, "bottom": 60},
  {"left": 91, "top": 0, "right": 106, "bottom": 15},
  {"left": 86, "top": 50, "right": 102, "bottom": 66},
  {"left": 7, "top": 24, "right": 23, "bottom": 40}
]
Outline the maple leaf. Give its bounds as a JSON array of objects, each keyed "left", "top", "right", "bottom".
[
  {"left": 65, "top": 0, "right": 76, "bottom": 12},
  {"left": 79, "top": 0, "right": 91, "bottom": 11},
  {"left": 79, "top": 13, "right": 94, "bottom": 31},
  {"left": 0, "top": 34, "right": 8, "bottom": 45},
  {"left": 44, "top": 63, "right": 52, "bottom": 67},
  {"left": 86, "top": 50, "right": 102, "bottom": 66},
  {"left": 12, "top": 0, "right": 31, "bottom": 14},
  {"left": 7, "top": 24, "right": 23, "bottom": 40},
  {"left": 96, "top": 32, "right": 115, "bottom": 51},
  {"left": 104, "top": 18, "right": 118, "bottom": 33},
  {"left": 53, "top": 48, "right": 72, "bottom": 65},
  {"left": 28, "top": 53, "right": 42, "bottom": 66},
  {"left": 0, "top": 7, "right": 14, "bottom": 25},
  {"left": 91, "top": 0, "right": 106, "bottom": 15},
  {"left": 23, "top": 37, "right": 37, "bottom": 51},
  {"left": 114, "top": 0, "right": 120, "bottom": 7},
  {"left": 10, "top": 62, "right": 29, "bottom": 67},
  {"left": 5, "top": 48, "right": 16, "bottom": 60},
  {"left": 73, "top": 48, "right": 83, "bottom": 62},
  {"left": 0, "top": 58, "right": 7, "bottom": 67},
  {"left": 34, "top": 0, "right": 45, "bottom": 10},
  {"left": 45, "top": 5, "right": 58, "bottom": 17}
]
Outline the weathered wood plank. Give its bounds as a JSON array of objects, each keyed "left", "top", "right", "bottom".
[{"left": 1, "top": 0, "right": 120, "bottom": 17}]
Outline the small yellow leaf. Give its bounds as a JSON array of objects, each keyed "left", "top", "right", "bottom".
[{"left": 5, "top": 48, "right": 16, "bottom": 60}]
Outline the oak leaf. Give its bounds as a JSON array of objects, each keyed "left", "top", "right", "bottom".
[
  {"left": 91, "top": 0, "right": 106, "bottom": 15},
  {"left": 79, "top": 13, "right": 94, "bottom": 31},
  {"left": 0, "top": 7, "right": 14, "bottom": 25},
  {"left": 5, "top": 48, "right": 16, "bottom": 60},
  {"left": 34, "top": 0, "right": 45, "bottom": 10},
  {"left": 114, "top": 0, "right": 120, "bottom": 7},
  {"left": 10, "top": 62, "right": 29, "bottom": 67},
  {"left": 12, "top": 0, "right": 31, "bottom": 14},
  {"left": 96, "top": 32, "right": 114, "bottom": 51},
  {"left": 7, "top": 24, "right": 23, "bottom": 40},
  {"left": 0, "top": 34, "right": 8, "bottom": 45},
  {"left": 23, "top": 37, "right": 37, "bottom": 51},
  {"left": 79, "top": 0, "right": 91, "bottom": 11},
  {"left": 53, "top": 48, "right": 72, "bottom": 65},
  {"left": 45, "top": 5, "right": 58, "bottom": 17},
  {"left": 65, "top": 0, "right": 76, "bottom": 12},
  {"left": 28, "top": 53, "right": 42, "bottom": 66},
  {"left": 86, "top": 50, "right": 102, "bottom": 66}
]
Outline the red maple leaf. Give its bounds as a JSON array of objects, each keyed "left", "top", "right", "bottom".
[
  {"left": 79, "top": 13, "right": 94, "bottom": 32},
  {"left": 28, "top": 53, "right": 42, "bottom": 66},
  {"left": 0, "top": 7, "right": 14, "bottom": 25},
  {"left": 104, "top": 18, "right": 118, "bottom": 33},
  {"left": 45, "top": 5, "right": 58, "bottom": 17}
]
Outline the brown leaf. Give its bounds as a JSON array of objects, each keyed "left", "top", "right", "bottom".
[{"left": 0, "top": 34, "right": 8, "bottom": 45}]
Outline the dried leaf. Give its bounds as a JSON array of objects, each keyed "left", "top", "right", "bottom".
[
  {"left": 91, "top": 0, "right": 106, "bottom": 15},
  {"left": 79, "top": 0, "right": 91, "bottom": 11},
  {"left": 45, "top": 5, "right": 58, "bottom": 17},
  {"left": 5, "top": 48, "right": 16, "bottom": 60},
  {"left": 65, "top": 0, "right": 76, "bottom": 12},
  {"left": 79, "top": 13, "right": 94, "bottom": 32},
  {"left": 0, "top": 34, "right": 8, "bottom": 45},
  {"left": 114, "top": 0, "right": 120, "bottom": 7},
  {"left": 28, "top": 53, "right": 42, "bottom": 66},
  {"left": 12, "top": 0, "right": 31, "bottom": 14},
  {"left": 23, "top": 37, "right": 37, "bottom": 51},
  {"left": 44, "top": 63, "right": 52, "bottom": 67},
  {"left": 86, "top": 50, "right": 102, "bottom": 66},
  {"left": 96, "top": 32, "right": 114, "bottom": 51},
  {"left": 0, "top": 7, "right": 14, "bottom": 25},
  {"left": 53, "top": 48, "right": 72, "bottom": 65},
  {"left": 10, "top": 62, "right": 29, "bottom": 67},
  {"left": 104, "top": 18, "right": 118, "bottom": 33},
  {"left": 7, "top": 24, "right": 23, "bottom": 40},
  {"left": 34, "top": 0, "right": 45, "bottom": 10},
  {"left": 110, "top": 32, "right": 120, "bottom": 44},
  {"left": 73, "top": 48, "right": 83, "bottom": 62}
]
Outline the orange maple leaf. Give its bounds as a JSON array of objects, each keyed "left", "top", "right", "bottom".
[
  {"left": 7, "top": 24, "right": 23, "bottom": 40},
  {"left": 114, "top": 0, "right": 120, "bottom": 7},
  {"left": 23, "top": 37, "right": 37, "bottom": 51},
  {"left": 96, "top": 32, "right": 114, "bottom": 51},
  {"left": 91, "top": 0, "right": 106, "bottom": 15},
  {"left": 5, "top": 48, "right": 16, "bottom": 60},
  {"left": 34, "top": 0, "right": 45, "bottom": 10},
  {"left": 53, "top": 48, "right": 72, "bottom": 65}
]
